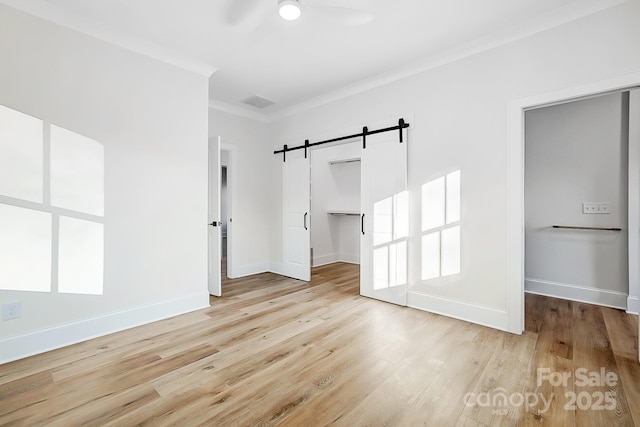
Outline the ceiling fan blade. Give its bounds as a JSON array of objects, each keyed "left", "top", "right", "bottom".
[
  {"left": 225, "top": 0, "right": 271, "bottom": 27},
  {"left": 306, "top": 7, "right": 374, "bottom": 26},
  {"left": 305, "top": 0, "right": 375, "bottom": 25}
]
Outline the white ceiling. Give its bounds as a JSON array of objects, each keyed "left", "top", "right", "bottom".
[{"left": 0, "top": 0, "right": 627, "bottom": 118}]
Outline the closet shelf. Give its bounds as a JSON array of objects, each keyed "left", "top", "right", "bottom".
[
  {"left": 327, "top": 210, "right": 360, "bottom": 216},
  {"left": 328, "top": 157, "right": 360, "bottom": 165}
]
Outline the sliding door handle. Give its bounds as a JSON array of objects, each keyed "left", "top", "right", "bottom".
[
  {"left": 361, "top": 213, "right": 365, "bottom": 235},
  {"left": 304, "top": 212, "right": 308, "bottom": 230}
]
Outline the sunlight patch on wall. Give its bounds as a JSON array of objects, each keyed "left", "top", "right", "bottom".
[
  {"left": 0, "top": 204, "right": 51, "bottom": 292},
  {"left": 0, "top": 105, "right": 105, "bottom": 296},
  {"left": 421, "top": 170, "right": 461, "bottom": 280},
  {"left": 58, "top": 216, "right": 104, "bottom": 295},
  {"left": 0, "top": 105, "right": 43, "bottom": 202},
  {"left": 373, "top": 191, "right": 408, "bottom": 290},
  {"left": 51, "top": 125, "right": 104, "bottom": 216}
]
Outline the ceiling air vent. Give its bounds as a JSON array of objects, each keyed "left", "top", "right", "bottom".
[{"left": 241, "top": 95, "right": 276, "bottom": 109}]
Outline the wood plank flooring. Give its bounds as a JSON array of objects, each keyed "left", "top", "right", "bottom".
[{"left": 1, "top": 262, "right": 638, "bottom": 426}]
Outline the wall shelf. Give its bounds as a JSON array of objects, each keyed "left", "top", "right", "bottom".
[
  {"left": 327, "top": 210, "right": 360, "bottom": 216},
  {"left": 328, "top": 157, "right": 360, "bottom": 165}
]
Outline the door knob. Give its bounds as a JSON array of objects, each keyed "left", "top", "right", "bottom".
[{"left": 209, "top": 221, "right": 221, "bottom": 227}]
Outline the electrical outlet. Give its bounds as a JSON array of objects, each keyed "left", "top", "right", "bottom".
[
  {"left": 2, "top": 301, "right": 21, "bottom": 321},
  {"left": 598, "top": 203, "right": 610, "bottom": 213},
  {"left": 583, "top": 202, "right": 596, "bottom": 213},
  {"left": 583, "top": 202, "right": 610, "bottom": 214}
]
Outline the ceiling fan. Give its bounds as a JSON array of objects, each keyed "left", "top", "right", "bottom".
[{"left": 226, "top": 0, "right": 375, "bottom": 28}]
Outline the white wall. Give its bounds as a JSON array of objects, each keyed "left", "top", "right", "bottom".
[
  {"left": 310, "top": 142, "right": 361, "bottom": 266},
  {"left": 269, "top": 1, "right": 640, "bottom": 331},
  {"left": 0, "top": 5, "right": 210, "bottom": 362},
  {"left": 209, "top": 109, "right": 273, "bottom": 277},
  {"left": 525, "top": 93, "right": 629, "bottom": 308}
]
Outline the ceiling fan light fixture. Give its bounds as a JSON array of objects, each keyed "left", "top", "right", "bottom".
[{"left": 278, "top": 0, "right": 302, "bottom": 20}]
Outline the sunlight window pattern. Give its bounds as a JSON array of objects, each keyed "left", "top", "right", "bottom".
[
  {"left": 0, "top": 106, "right": 43, "bottom": 202},
  {"left": 421, "top": 170, "right": 461, "bottom": 280},
  {"left": 0, "top": 105, "right": 104, "bottom": 295},
  {"left": 0, "top": 204, "right": 51, "bottom": 292},
  {"left": 373, "top": 191, "right": 408, "bottom": 290}
]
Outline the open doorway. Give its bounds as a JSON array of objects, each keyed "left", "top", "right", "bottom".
[
  {"left": 221, "top": 165, "right": 227, "bottom": 277},
  {"left": 208, "top": 141, "right": 232, "bottom": 297},
  {"left": 310, "top": 141, "right": 361, "bottom": 268},
  {"left": 524, "top": 91, "right": 630, "bottom": 309},
  {"left": 506, "top": 75, "right": 640, "bottom": 335},
  {"left": 220, "top": 149, "right": 231, "bottom": 283}
]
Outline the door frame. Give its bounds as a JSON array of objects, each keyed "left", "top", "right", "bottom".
[
  {"left": 507, "top": 72, "right": 640, "bottom": 334},
  {"left": 221, "top": 145, "right": 234, "bottom": 279},
  {"left": 208, "top": 141, "right": 236, "bottom": 296},
  {"left": 208, "top": 137, "right": 221, "bottom": 296}
]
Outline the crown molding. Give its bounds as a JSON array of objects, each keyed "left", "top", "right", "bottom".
[
  {"left": 208, "top": 100, "right": 271, "bottom": 123},
  {"left": 4, "top": 0, "right": 626, "bottom": 121},
  {"left": 0, "top": 0, "right": 217, "bottom": 77},
  {"left": 267, "top": 0, "right": 628, "bottom": 122}
]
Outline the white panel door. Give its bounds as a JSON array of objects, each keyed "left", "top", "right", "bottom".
[
  {"left": 360, "top": 130, "right": 408, "bottom": 305},
  {"left": 282, "top": 149, "right": 311, "bottom": 281},
  {"left": 208, "top": 137, "right": 222, "bottom": 296}
]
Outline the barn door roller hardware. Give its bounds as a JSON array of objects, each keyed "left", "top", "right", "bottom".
[{"left": 274, "top": 118, "right": 409, "bottom": 162}]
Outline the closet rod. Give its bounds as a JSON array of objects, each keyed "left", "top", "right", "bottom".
[
  {"left": 273, "top": 118, "right": 410, "bottom": 160},
  {"left": 552, "top": 225, "right": 622, "bottom": 231}
]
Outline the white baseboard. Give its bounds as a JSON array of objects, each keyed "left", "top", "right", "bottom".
[
  {"left": 407, "top": 291, "right": 509, "bottom": 332},
  {"left": 268, "top": 262, "right": 286, "bottom": 278},
  {"left": 627, "top": 296, "right": 640, "bottom": 314},
  {"left": 313, "top": 253, "right": 359, "bottom": 267},
  {"left": 0, "top": 292, "right": 210, "bottom": 365},
  {"left": 312, "top": 254, "right": 339, "bottom": 267},
  {"left": 525, "top": 278, "right": 628, "bottom": 310},
  {"left": 338, "top": 253, "right": 359, "bottom": 265},
  {"left": 228, "top": 262, "right": 270, "bottom": 279}
]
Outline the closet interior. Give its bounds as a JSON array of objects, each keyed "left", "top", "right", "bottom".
[{"left": 310, "top": 141, "right": 361, "bottom": 267}]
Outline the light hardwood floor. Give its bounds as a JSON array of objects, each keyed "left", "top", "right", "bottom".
[{"left": 1, "top": 263, "right": 638, "bottom": 426}]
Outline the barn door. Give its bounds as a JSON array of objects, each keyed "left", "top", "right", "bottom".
[
  {"left": 360, "top": 130, "right": 408, "bottom": 305},
  {"left": 282, "top": 149, "right": 311, "bottom": 281}
]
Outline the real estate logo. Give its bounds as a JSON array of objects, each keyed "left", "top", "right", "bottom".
[
  {"left": 537, "top": 367, "right": 618, "bottom": 411},
  {"left": 463, "top": 367, "right": 619, "bottom": 415}
]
